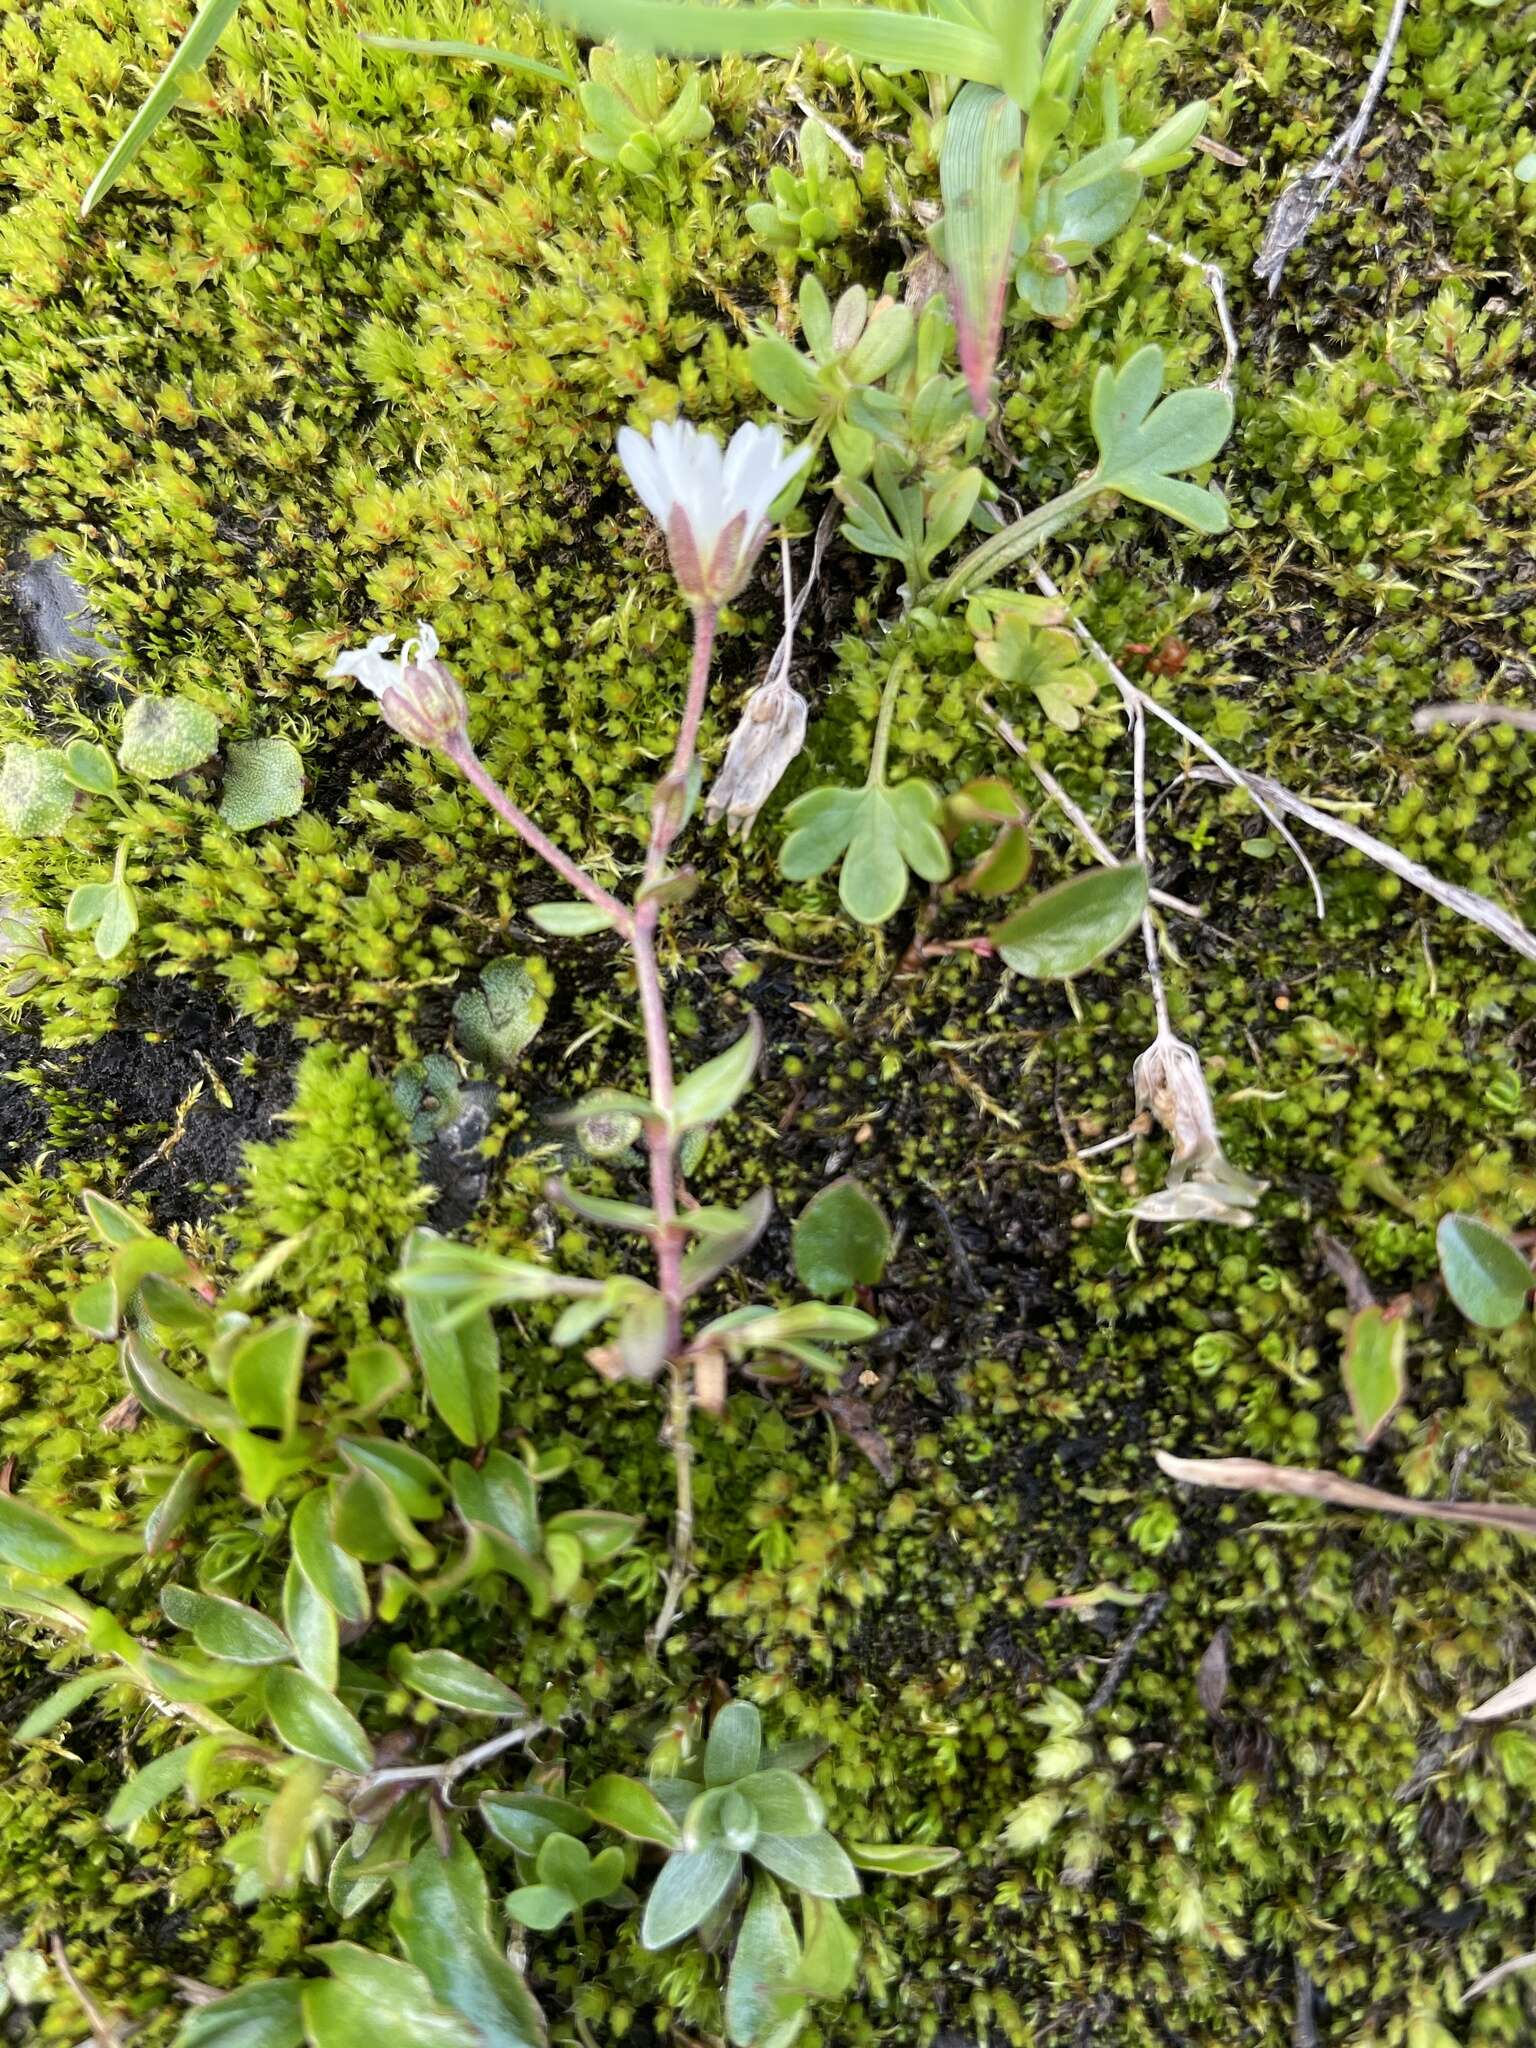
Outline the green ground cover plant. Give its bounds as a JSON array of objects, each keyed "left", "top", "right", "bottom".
[{"left": 3, "top": 0, "right": 1536, "bottom": 2043}]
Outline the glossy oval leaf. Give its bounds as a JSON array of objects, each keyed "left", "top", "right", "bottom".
[
  {"left": 162, "top": 1583, "right": 291, "bottom": 1666},
  {"left": 394, "top": 1649, "right": 527, "bottom": 1719},
  {"left": 1437, "top": 1213, "right": 1531, "bottom": 1329},
  {"left": 990, "top": 863, "right": 1148, "bottom": 979},
  {"left": 792, "top": 1177, "right": 892, "bottom": 1297},
  {"left": 584, "top": 1773, "right": 684, "bottom": 1849},
  {"left": 672, "top": 1014, "right": 763, "bottom": 1133},
  {"left": 265, "top": 1668, "right": 373, "bottom": 1774}
]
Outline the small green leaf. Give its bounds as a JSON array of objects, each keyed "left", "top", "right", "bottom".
[
  {"left": 0, "top": 1494, "right": 138, "bottom": 1579},
  {"left": 283, "top": 1559, "right": 340, "bottom": 1689},
  {"left": 526, "top": 900, "right": 616, "bottom": 936},
  {"left": 1088, "top": 345, "right": 1233, "bottom": 534},
  {"left": 940, "top": 84, "right": 1022, "bottom": 413},
  {"left": 845, "top": 1839, "right": 960, "bottom": 1875},
  {"left": 118, "top": 694, "right": 220, "bottom": 778},
  {"left": 162, "top": 1583, "right": 291, "bottom": 1666},
  {"left": 401, "top": 1229, "right": 501, "bottom": 1446},
  {"left": 1340, "top": 1304, "right": 1409, "bottom": 1448},
  {"left": 13, "top": 1669, "right": 116, "bottom": 1742},
  {"left": 792, "top": 1177, "right": 892, "bottom": 1296},
  {"left": 291, "top": 1488, "right": 370, "bottom": 1626},
  {"left": 265, "top": 1668, "right": 373, "bottom": 1774},
  {"left": 173, "top": 1978, "right": 305, "bottom": 2048},
  {"left": 705, "top": 1700, "right": 762, "bottom": 1785},
  {"left": 227, "top": 1317, "right": 310, "bottom": 1436},
  {"left": 797, "top": 1894, "right": 861, "bottom": 1999},
  {"left": 751, "top": 1828, "right": 860, "bottom": 1899},
  {"left": 303, "top": 1947, "right": 465, "bottom": 2048},
  {"left": 737, "top": 1769, "right": 824, "bottom": 1838},
  {"left": 1437, "top": 1213, "right": 1531, "bottom": 1329},
  {"left": 483, "top": 1789, "right": 593, "bottom": 1856},
  {"left": 672, "top": 1014, "right": 763, "bottom": 1132},
  {"left": 393, "top": 1649, "right": 527, "bottom": 1719},
  {"left": 504, "top": 1883, "right": 573, "bottom": 1931},
  {"left": 106, "top": 1741, "right": 203, "bottom": 1832},
  {"left": 361, "top": 32, "right": 569, "bottom": 83},
  {"left": 585, "top": 1773, "right": 684, "bottom": 1848},
  {"left": 726, "top": 1872, "right": 803, "bottom": 2048},
  {"left": 990, "top": 863, "right": 1148, "bottom": 978},
  {"left": 641, "top": 1845, "right": 742, "bottom": 1949},
  {"left": 62, "top": 739, "right": 119, "bottom": 796},
  {"left": 125, "top": 1336, "right": 240, "bottom": 1437}
]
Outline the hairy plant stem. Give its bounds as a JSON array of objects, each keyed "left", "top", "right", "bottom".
[
  {"left": 445, "top": 604, "right": 720, "bottom": 1656},
  {"left": 444, "top": 739, "right": 630, "bottom": 932},
  {"left": 929, "top": 476, "right": 1100, "bottom": 606}
]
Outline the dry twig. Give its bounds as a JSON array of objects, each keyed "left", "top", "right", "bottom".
[{"left": 1253, "top": 0, "right": 1412, "bottom": 295}]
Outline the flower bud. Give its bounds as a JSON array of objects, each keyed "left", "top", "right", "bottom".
[{"left": 330, "top": 623, "right": 469, "bottom": 754}]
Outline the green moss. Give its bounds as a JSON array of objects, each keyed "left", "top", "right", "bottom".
[{"left": 3, "top": 0, "right": 1536, "bottom": 2041}]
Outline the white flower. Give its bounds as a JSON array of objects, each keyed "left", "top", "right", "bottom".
[
  {"left": 329, "top": 622, "right": 468, "bottom": 752},
  {"left": 617, "top": 418, "right": 811, "bottom": 608}
]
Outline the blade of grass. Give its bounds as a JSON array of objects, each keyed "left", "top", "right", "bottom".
[
  {"left": 536, "top": 0, "right": 1002, "bottom": 80},
  {"left": 81, "top": 0, "right": 244, "bottom": 219},
  {"left": 360, "top": 34, "right": 573, "bottom": 84}
]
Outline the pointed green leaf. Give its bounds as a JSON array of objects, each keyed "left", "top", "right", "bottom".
[
  {"left": 726, "top": 1873, "right": 803, "bottom": 2048},
  {"left": 291, "top": 1487, "right": 370, "bottom": 1625},
  {"left": 265, "top": 1668, "right": 373, "bottom": 1774},
  {"left": 162, "top": 1583, "right": 290, "bottom": 1665},
  {"left": 14, "top": 1669, "right": 116, "bottom": 1741},
  {"left": 1341, "top": 1304, "right": 1408, "bottom": 1448},
  {"left": 672, "top": 1014, "right": 763, "bottom": 1133},
  {"left": 940, "top": 84, "right": 1021, "bottom": 413},
  {"left": 752, "top": 1828, "right": 861, "bottom": 1899},
  {"left": 641, "top": 1845, "right": 742, "bottom": 1949},
  {"left": 227, "top": 1317, "right": 310, "bottom": 1436},
  {"left": 845, "top": 1839, "right": 960, "bottom": 1875},
  {"left": 392, "top": 1838, "right": 546, "bottom": 2048},
  {"left": 394, "top": 1649, "right": 527, "bottom": 1719},
  {"left": 401, "top": 1230, "right": 502, "bottom": 1446},
  {"left": 585, "top": 1773, "right": 684, "bottom": 1848},
  {"left": 173, "top": 1978, "right": 305, "bottom": 2048},
  {"left": 81, "top": 0, "right": 246, "bottom": 215},
  {"left": 303, "top": 1948, "right": 468, "bottom": 2048},
  {"left": 792, "top": 1178, "right": 892, "bottom": 1296},
  {"left": 705, "top": 1701, "right": 763, "bottom": 1785},
  {"left": 0, "top": 1493, "right": 138, "bottom": 1578}
]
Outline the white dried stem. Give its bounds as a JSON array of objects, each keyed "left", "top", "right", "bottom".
[{"left": 1147, "top": 231, "right": 1239, "bottom": 396}]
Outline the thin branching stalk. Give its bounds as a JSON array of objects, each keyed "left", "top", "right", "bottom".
[{"left": 444, "top": 602, "right": 726, "bottom": 1652}]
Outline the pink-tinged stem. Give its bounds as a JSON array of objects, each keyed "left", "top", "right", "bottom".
[
  {"left": 644, "top": 605, "right": 717, "bottom": 889},
  {"left": 445, "top": 606, "right": 719, "bottom": 1656},
  {"left": 446, "top": 739, "right": 631, "bottom": 934}
]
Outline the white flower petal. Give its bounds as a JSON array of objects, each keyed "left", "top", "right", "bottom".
[
  {"left": 329, "top": 634, "right": 401, "bottom": 697},
  {"left": 618, "top": 425, "right": 673, "bottom": 526}
]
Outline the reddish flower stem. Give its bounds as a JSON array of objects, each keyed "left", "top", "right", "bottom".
[{"left": 446, "top": 604, "right": 719, "bottom": 1653}]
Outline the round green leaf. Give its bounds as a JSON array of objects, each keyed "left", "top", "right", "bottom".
[
  {"left": 792, "top": 1177, "right": 892, "bottom": 1296},
  {"left": 1437, "top": 1213, "right": 1531, "bottom": 1329},
  {"left": 584, "top": 1773, "right": 684, "bottom": 1849},
  {"left": 990, "top": 863, "right": 1148, "bottom": 979}
]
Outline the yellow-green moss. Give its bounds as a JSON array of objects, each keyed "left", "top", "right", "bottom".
[{"left": 4, "top": 0, "right": 1536, "bottom": 2043}]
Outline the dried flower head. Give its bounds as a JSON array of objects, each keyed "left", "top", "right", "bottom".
[
  {"left": 617, "top": 419, "right": 811, "bottom": 609},
  {"left": 330, "top": 622, "right": 469, "bottom": 752},
  {"left": 1130, "top": 1030, "right": 1266, "bottom": 1227},
  {"left": 704, "top": 673, "right": 808, "bottom": 840}
]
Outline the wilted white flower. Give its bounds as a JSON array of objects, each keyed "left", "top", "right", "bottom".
[
  {"left": 1130, "top": 1031, "right": 1266, "bottom": 1228},
  {"left": 617, "top": 419, "right": 811, "bottom": 609},
  {"left": 704, "top": 673, "right": 808, "bottom": 839},
  {"left": 330, "top": 622, "right": 468, "bottom": 752}
]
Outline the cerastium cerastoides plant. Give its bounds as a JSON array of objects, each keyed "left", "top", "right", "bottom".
[{"left": 338, "top": 417, "right": 880, "bottom": 1649}]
